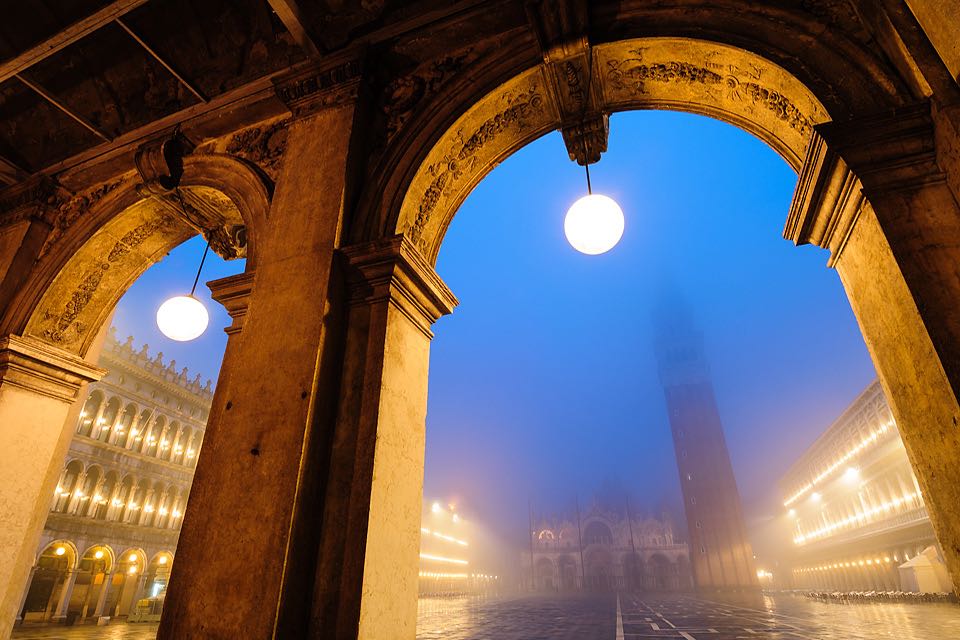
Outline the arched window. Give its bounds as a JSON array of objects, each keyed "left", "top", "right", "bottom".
[
  {"left": 96, "top": 397, "right": 121, "bottom": 442},
  {"left": 583, "top": 521, "right": 614, "bottom": 545},
  {"left": 77, "top": 392, "right": 103, "bottom": 437},
  {"left": 53, "top": 460, "right": 83, "bottom": 513},
  {"left": 93, "top": 471, "right": 119, "bottom": 519}
]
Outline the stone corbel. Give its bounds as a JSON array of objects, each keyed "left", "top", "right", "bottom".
[
  {"left": 527, "top": 0, "right": 606, "bottom": 165},
  {"left": 208, "top": 272, "right": 255, "bottom": 336},
  {"left": 0, "top": 334, "right": 104, "bottom": 403},
  {"left": 341, "top": 235, "right": 458, "bottom": 338}
]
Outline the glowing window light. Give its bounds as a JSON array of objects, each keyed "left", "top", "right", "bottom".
[
  {"left": 793, "top": 491, "right": 920, "bottom": 544},
  {"left": 158, "top": 556, "right": 168, "bottom": 565},
  {"left": 129, "top": 554, "right": 138, "bottom": 562},
  {"left": 94, "top": 550, "right": 104, "bottom": 560},
  {"left": 419, "top": 553, "right": 468, "bottom": 565},
  {"left": 783, "top": 421, "right": 894, "bottom": 507},
  {"left": 432, "top": 531, "right": 469, "bottom": 546},
  {"left": 55, "top": 547, "right": 66, "bottom": 556},
  {"left": 128, "top": 566, "right": 138, "bottom": 574}
]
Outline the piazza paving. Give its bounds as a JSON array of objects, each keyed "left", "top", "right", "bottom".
[{"left": 10, "top": 592, "right": 960, "bottom": 639}]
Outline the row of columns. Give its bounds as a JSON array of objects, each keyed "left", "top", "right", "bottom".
[{"left": 82, "top": 398, "right": 200, "bottom": 466}]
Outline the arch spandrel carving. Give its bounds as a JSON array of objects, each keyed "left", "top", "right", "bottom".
[
  {"left": 395, "top": 38, "right": 830, "bottom": 264},
  {"left": 24, "top": 199, "right": 195, "bottom": 354},
  {"left": 399, "top": 66, "right": 559, "bottom": 261},
  {"left": 596, "top": 38, "right": 830, "bottom": 170}
]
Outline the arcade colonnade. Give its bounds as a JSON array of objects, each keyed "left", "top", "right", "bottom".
[{"left": 0, "top": 2, "right": 960, "bottom": 638}]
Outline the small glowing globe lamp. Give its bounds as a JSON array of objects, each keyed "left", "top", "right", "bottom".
[
  {"left": 564, "top": 193, "right": 624, "bottom": 255},
  {"left": 157, "top": 295, "right": 209, "bottom": 342}
]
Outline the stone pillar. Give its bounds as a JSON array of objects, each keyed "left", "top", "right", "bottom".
[
  {"left": 127, "top": 574, "right": 148, "bottom": 617},
  {"left": 13, "top": 565, "right": 36, "bottom": 624},
  {"left": 51, "top": 570, "right": 78, "bottom": 622},
  {"left": 786, "top": 102, "right": 960, "bottom": 593},
  {"left": 92, "top": 571, "right": 114, "bottom": 620},
  {"left": 310, "top": 236, "right": 457, "bottom": 639},
  {"left": 0, "top": 336, "right": 103, "bottom": 635},
  {"left": 158, "top": 56, "right": 373, "bottom": 640}
]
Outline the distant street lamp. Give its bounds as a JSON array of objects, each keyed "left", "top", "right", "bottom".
[
  {"left": 157, "top": 243, "right": 210, "bottom": 342},
  {"left": 564, "top": 145, "right": 624, "bottom": 254}
]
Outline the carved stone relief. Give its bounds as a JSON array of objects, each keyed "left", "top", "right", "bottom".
[
  {"left": 403, "top": 69, "right": 553, "bottom": 254},
  {"left": 381, "top": 48, "right": 483, "bottom": 142},
  {"left": 34, "top": 202, "right": 189, "bottom": 348},
  {"left": 597, "top": 39, "right": 829, "bottom": 170},
  {"left": 395, "top": 38, "right": 830, "bottom": 264},
  {"left": 209, "top": 120, "right": 291, "bottom": 182},
  {"left": 40, "top": 179, "right": 125, "bottom": 258}
]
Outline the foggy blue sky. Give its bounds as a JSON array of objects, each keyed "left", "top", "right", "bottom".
[{"left": 113, "top": 110, "right": 876, "bottom": 548}]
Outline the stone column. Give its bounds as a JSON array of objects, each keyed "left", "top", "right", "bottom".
[
  {"left": 127, "top": 574, "right": 148, "bottom": 617},
  {"left": 0, "top": 336, "right": 103, "bottom": 634},
  {"left": 92, "top": 571, "right": 114, "bottom": 619},
  {"left": 13, "top": 565, "right": 36, "bottom": 624},
  {"left": 51, "top": 570, "right": 78, "bottom": 622},
  {"left": 786, "top": 101, "right": 960, "bottom": 594},
  {"left": 309, "top": 236, "right": 456, "bottom": 640},
  {"left": 158, "top": 56, "right": 373, "bottom": 640}
]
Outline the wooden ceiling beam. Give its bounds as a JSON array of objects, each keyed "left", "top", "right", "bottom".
[
  {"left": 0, "top": 0, "right": 151, "bottom": 84},
  {"left": 267, "top": 0, "right": 321, "bottom": 58}
]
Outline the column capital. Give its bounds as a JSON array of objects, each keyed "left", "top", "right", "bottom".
[
  {"left": 341, "top": 235, "right": 458, "bottom": 338},
  {"left": 784, "top": 131, "right": 864, "bottom": 267},
  {"left": 816, "top": 101, "right": 942, "bottom": 195},
  {"left": 0, "top": 335, "right": 104, "bottom": 403},
  {"left": 207, "top": 271, "right": 255, "bottom": 336}
]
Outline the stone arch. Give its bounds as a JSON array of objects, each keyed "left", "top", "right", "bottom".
[
  {"left": 534, "top": 557, "right": 556, "bottom": 590},
  {"left": 557, "top": 554, "right": 578, "bottom": 590},
  {"left": 583, "top": 520, "right": 614, "bottom": 545},
  {"left": 77, "top": 390, "right": 104, "bottom": 437},
  {"left": 37, "top": 540, "right": 79, "bottom": 572},
  {"left": 1, "top": 153, "right": 270, "bottom": 358},
  {"left": 360, "top": 18, "right": 915, "bottom": 262},
  {"left": 53, "top": 460, "right": 84, "bottom": 513}
]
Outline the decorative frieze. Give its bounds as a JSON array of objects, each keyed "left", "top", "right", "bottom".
[
  {"left": 274, "top": 57, "right": 365, "bottom": 117},
  {"left": 408, "top": 84, "right": 547, "bottom": 248}
]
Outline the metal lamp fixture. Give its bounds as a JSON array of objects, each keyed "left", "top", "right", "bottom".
[{"left": 156, "top": 242, "right": 210, "bottom": 342}]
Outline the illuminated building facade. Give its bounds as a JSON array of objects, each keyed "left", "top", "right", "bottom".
[
  {"left": 782, "top": 380, "right": 950, "bottom": 592},
  {"left": 524, "top": 504, "right": 691, "bottom": 591},
  {"left": 655, "top": 306, "right": 759, "bottom": 590},
  {"left": 15, "top": 329, "right": 211, "bottom": 625},
  {"left": 419, "top": 500, "right": 499, "bottom": 596}
]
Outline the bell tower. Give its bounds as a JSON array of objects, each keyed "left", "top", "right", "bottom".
[{"left": 654, "top": 300, "right": 759, "bottom": 590}]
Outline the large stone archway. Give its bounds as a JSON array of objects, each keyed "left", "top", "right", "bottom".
[
  {"left": 0, "top": 148, "right": 270, "bottom": 634},
  {"left": 1, "top": 2, "right": 960, "bottom": 639}
]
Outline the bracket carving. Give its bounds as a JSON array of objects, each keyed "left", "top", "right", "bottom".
[{"left": 134, "top": 131, "right": 196, "bottom": 196}]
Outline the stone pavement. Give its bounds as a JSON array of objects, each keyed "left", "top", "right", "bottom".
[
  {"left": 9, "top": 593, "right": 960, "bottom": 639},
  {"left": 11, "top": 623, "right": 158, "bottom": 639}
]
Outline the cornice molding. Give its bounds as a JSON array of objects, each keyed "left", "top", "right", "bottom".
[
  {"left": 0, "top": 334, "right": 104, "bottom": 402},
  {"left": 341, "top": 235, "right": 458, "bottom": 338},
  {"left": 208, "top": 271, "right": 256, "bottom": 336}
]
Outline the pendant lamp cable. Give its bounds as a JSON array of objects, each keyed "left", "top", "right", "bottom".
[
  {"left": 579, "top": 42, "right": 595, "bottom": 195},
  {"left": 190, "top": 242, "right": 211, "bottom": 297}
]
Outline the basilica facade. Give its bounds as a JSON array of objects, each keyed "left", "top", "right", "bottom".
[
  {"left": 525, "top": 505, "right": 691, "bottom": 592},
  {"left": 14, "top": 329, "right": 211, "bottom": 626}
]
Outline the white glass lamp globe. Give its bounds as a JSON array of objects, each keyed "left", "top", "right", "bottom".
[
  {"left": 564, "top": 193, "right": 625, "bottom": 255},
  {"left": 156, "top": 295, "right": 209, "bottom": 342}
]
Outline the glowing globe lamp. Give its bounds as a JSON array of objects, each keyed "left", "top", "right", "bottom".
[
  {"left": 157, "top": 295, "right": 209, "bottom": 342},
  {"left": 564, "top": 193, "right": 624, "bottom": 255}
]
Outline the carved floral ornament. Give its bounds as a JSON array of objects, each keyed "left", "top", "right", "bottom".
[{"left": 396, "top": 38, "right": 829, "bottom": 261}]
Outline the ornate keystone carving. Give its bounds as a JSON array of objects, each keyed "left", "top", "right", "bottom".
[{"left": 562, "top": 113, "right": 609, "bottom": 165}]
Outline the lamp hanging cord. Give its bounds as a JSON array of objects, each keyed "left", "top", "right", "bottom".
[
  {"left": 580, "top": 42, "right": 595, "bottom": 193},
  {"left": 190, "top": 242, "right": 211, "bottom": 297},
  {"left": 585, "top": 163, "right": 592, "bottom": 195}
]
